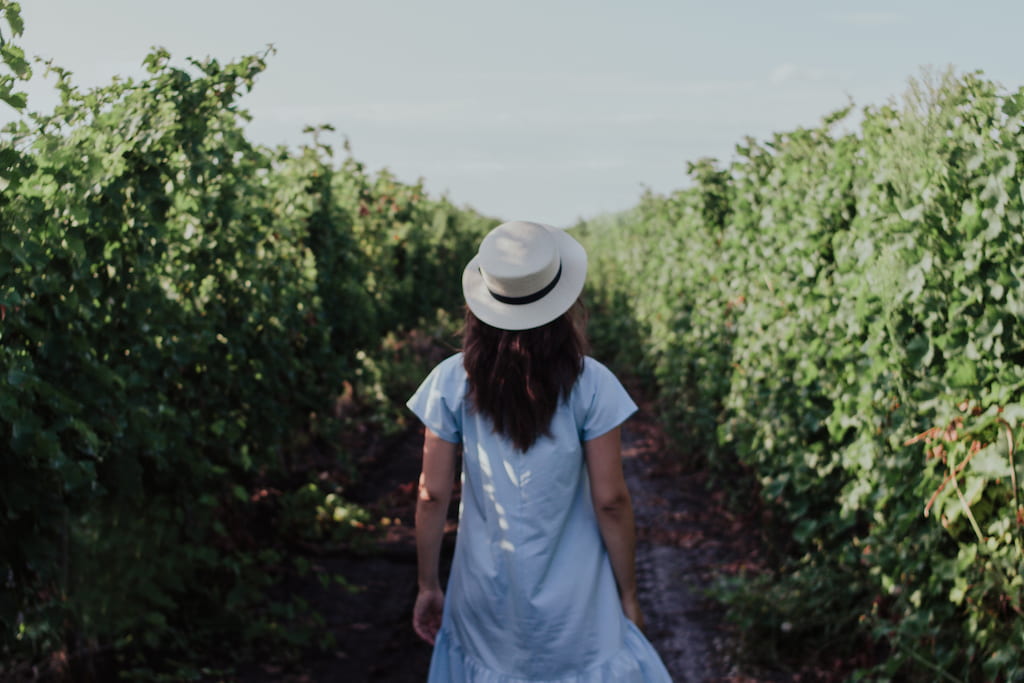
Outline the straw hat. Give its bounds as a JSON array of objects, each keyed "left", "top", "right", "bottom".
[{"left": 462, "top": 221, "right": 587, "bottom": 331}]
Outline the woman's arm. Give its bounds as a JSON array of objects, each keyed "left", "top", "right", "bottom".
[
  {"left": 413, "top": 427, "right": 457, "bottom": 645},
  {"left": 584, "top": 426, "right": 645, "bottom": 631}
]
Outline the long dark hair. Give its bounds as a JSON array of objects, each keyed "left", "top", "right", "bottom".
[{"left": 462, "top": 301, "right": 589, "bottom": 452}]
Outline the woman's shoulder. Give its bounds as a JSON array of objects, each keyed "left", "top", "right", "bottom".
[
  {"left": 436, "top": 351, "right": 465, "bottom": 371},
  {"left": 427, "top": 352, "right": 468, "bottom": 386},
  {"left": 580, "top": 355, "right": 618, "bottom": 384},
  {"left": 407, "top": 352, "right": 467, "bottom": 442},
  {"left": 572, "top": 356, "right": 626, "bottom": 402},
  {"left": 572, "top": 356, "right": 637, "bottom": 439}
]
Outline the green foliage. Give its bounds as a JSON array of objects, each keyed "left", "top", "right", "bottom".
[
  {"left": 0, "top": 46, "right": 488, "bottom": 676},
  {"left": 582, "top": 70, "right": 1024, "bottom": 680},
  {"left": 277, "top": 481, "right": 370, "bottom": 546},
  {"left": 0, "top": 1, "right": 30, "bottom": 112}
]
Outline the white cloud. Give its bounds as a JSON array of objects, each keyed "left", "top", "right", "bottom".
[
  {"left": 831, "top": 12, "right": 907, "bottom": 27},
  {"left": 769, "top": 63, "right": 828, "bottom": 84}
]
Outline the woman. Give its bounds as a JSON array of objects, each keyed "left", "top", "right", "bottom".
[{"left": 407, "top": 220, "right": 671, "bottom": 682}]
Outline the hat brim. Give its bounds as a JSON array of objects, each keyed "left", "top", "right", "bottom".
[{"left": 462, "top": 225, "right": 587, "bottom": 331}]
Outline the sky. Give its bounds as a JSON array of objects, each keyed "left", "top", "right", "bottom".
[{"left": 4, "top": 0, "right": 1024, "bottom": 226}]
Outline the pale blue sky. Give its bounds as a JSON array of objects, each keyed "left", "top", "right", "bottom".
[{"left": 5, "top": 1, "right": 1023, "bottom": 224}]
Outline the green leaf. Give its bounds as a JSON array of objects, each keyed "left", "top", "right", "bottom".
[
  {"left": 969, "top": 443, "right": 1010, "bottom": 479},
  {"left": 0, "top": 146, "right": 19, "bottom": 174},
  {"left": 949, "top": 576, "right": 968, "bottom": 605},
  {"left": 1000, "top": 404, "right": 1024, "bottom": 428},
  {"left": 0, "top": 44, "right": 30, "bottom": 77},
  {"left": 961, "top": 474, "right": 985, "bottom": 505},
  {"left": 3, "top": 3, "right": 24, "bottom": 36},
  {"left": 66, "top": 236, "right": 86, "bottom": 262},
  {"left": 791, "top": 518, "right": 817, "bottom": 546},
  {"left": 905, "top": 334, "right": 934, "bottom": 371},
  {"left": 0, "top": 88, "right": 26, "bottom": 110},
  {"left": 947, "top": 357, "right": 978, "bottom": 388}
]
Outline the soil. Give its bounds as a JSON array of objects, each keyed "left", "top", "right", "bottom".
[
  {"left": 236, "top": 423, "right": 454, "bottom": 683},
  {"left": 237, "top": 394, "right": 786, "bottom": 683}
]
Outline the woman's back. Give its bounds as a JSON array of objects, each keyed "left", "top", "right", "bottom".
[{"left": 409, "top": 353, "right": 668, "bottom": 681}]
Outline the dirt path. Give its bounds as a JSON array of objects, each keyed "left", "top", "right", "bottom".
[
  {"left": 240, "top": 401, "right": 775, "bottom": 682},
  {"left": 622, "top": 404, "right": 774, "bottom": 682}
]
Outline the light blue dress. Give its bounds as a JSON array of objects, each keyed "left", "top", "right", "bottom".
[{"left": 407, "top": 353, "right": 672, "bottom": 682}]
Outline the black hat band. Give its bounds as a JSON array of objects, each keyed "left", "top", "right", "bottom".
[{"left": 484, "top": 262, "right": 563, "bottom": 305}]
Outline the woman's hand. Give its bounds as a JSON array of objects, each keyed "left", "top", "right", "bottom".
[
  {"left": 413, "top": 587, "right": 445, "bottom": 645},
  {"left": 621, "top": 592, "right": 646, "bottom": 633}
]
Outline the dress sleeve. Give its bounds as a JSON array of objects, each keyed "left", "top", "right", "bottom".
[
  {"left": 580, "top": 359, "right": 638, "bottom": 442},
  {"left": 406, "top": 355, "right": 464, "bottom": 443}
]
